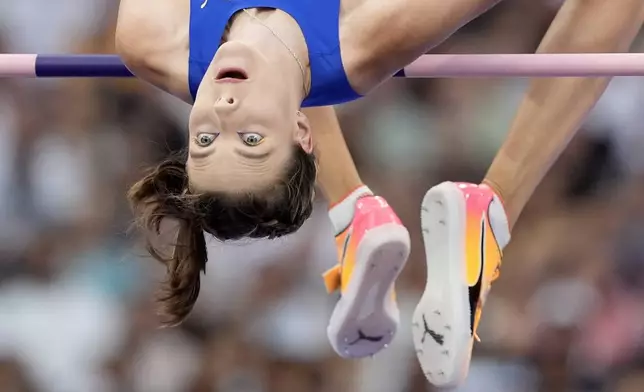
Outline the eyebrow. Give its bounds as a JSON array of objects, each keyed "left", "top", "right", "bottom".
[{"left": 234, "top": 147, "right": 272, "bottom": 160}]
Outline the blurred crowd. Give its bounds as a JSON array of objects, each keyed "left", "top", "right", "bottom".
[{"left": 1, "top": 1, "right": 644, "bottom": 391}]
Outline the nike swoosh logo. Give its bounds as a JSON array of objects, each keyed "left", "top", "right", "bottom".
[
  {"left": 200, "top": 0, "right": 208, "bottom": 8},
  {"left": 467, "top": 215, "right": 485, "bottom": 336}
]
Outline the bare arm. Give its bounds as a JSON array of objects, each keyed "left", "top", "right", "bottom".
[
  {"left": 483, "top": 0, "right": 644, "bottom": 229},
  {"left": 115, "top": 0, "right": 192, "bottom": 102}
]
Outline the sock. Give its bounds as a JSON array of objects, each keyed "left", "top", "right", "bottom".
[
  {"left": 328, "top": 185, "right": 373, "bottom": 235},
  {"left": 480, "top": 183, "right": 511, "bottom": 249}
]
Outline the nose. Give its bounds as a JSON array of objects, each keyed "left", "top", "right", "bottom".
[{"left": 214, "top": 96, "right": 238, "bottom": 112}]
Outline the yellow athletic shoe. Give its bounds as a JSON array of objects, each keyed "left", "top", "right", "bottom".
[
  {"left": 323, "top": 196, "right": 410, "bottom": 358},
  {"left": 412, "top": 182, "right": 510, "bottom": 387}
]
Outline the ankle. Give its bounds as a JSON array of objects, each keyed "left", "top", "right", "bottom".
[
  {"left": 328, "top": 185, "right": 373, "bottom": 235},
  {"left": 481, "top": 179, "right": 514, "bottom": 230},
  {"left": 481, "top": 179, "right": 505, "bottom": 205}
]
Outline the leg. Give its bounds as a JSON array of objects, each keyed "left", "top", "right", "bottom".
[
  {"left": 413, "top": 0, "right": 644, "bottom": 387},
  {"left": 483, "top": 0, "right": 644, "bottom": 230},
  {"left": 302, "top": 107, "right": 411, "bottom": 358}
]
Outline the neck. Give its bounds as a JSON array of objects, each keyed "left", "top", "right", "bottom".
[{"left": 228, "top": 9, "right": 310, "bottom": 101}]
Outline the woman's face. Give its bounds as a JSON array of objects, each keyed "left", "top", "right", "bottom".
[{"left": 188, "top": 41, "right": 312, "bottom": 193}]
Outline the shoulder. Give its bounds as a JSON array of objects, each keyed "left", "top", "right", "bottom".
[
  {"left": 116, "top": 0, "right": 192, "bottom": 102},
  {"left": 116, "top": 0, "right": 190, "bottom": 64},
  {"left": 337, "top": 0, "right": 408, "bottom": 94}
]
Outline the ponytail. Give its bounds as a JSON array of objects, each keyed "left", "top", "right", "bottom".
[{"left": 128, "top": 155, "right": 207, "bottom": 326}]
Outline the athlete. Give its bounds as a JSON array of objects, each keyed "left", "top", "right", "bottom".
[
  {"left": 116, "top": 0, "right": 416, "bottom": 360},
  {"left": 115, "top": 0, "right": 644, "bottom": 386}
]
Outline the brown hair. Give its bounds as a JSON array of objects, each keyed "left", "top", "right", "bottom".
[{"left": 128, "top": 146, "right": 317, "bottom": 326}]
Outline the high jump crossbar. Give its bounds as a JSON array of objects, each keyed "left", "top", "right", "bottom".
[{"left": 1, "top": 53, "right": 644, "bottom": 78}]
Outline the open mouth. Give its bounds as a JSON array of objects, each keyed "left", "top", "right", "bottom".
[{"left": 215, "top": 68, "right": 248, "bottom": 81}]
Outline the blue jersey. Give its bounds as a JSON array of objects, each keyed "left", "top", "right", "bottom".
[{"left": 188, "top": 0, "right": 361, "bottom": 107}]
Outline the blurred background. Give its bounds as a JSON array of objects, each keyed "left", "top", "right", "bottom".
[{"left": 1, "top": 1, "right": 644, "bottom": 391}]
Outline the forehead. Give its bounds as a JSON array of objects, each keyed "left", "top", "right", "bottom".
[{"left": 186, "top": 144, "right": 293, "bottom": 193}]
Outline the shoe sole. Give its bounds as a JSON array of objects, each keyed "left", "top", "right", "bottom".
[
  {"left": 412, "top": 182, "right": 472, "bottom": 387},
  {"left": 327, "top": 223, "right": 411, "bottom": 358}
]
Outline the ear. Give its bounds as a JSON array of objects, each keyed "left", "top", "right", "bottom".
[{"left": 294, "top": 111, "right": 313, "bottom": 153}]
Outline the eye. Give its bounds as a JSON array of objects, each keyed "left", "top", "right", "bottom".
[
  {"left": 238, "top": 132, "right": 264, "bottom": 146},
  {"left": 194, "top": 133, "right": 217, "bottom": 147}
]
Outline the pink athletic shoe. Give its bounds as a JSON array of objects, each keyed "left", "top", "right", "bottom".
[
  {"left": 412, "top": 182, "right": 511, "bottom": 387},
  {"left": 323, "top": 196, "right": 411, "bottom": 358}
]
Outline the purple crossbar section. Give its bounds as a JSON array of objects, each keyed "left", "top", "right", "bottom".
[
  {"left": 35, "top": 55, "right": 133, "bottom": 77},
  {"left": 2, "top": 53, "right": 644, "bottom": 78}
]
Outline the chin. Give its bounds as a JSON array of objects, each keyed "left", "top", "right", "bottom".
[{"left": 213, "top": 41, "right": 265, "bottom": 72}]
